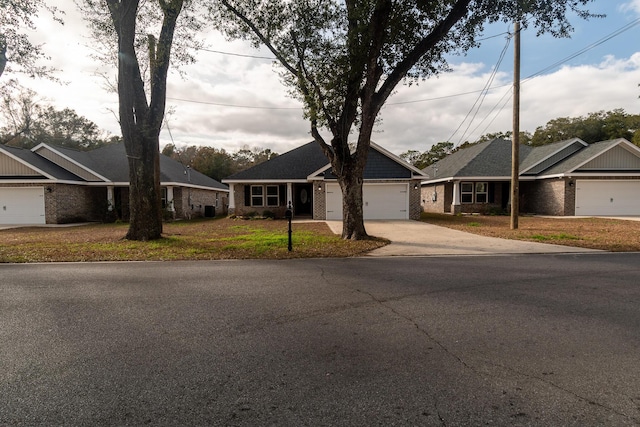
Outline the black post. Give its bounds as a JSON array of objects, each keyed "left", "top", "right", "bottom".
[{"left": 285, "top": 202, "right": 293, "bottom": 251}]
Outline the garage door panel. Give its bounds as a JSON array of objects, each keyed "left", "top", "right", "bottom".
[
  {"left": 326, "top": 183, "right": 408, "bottom": 220},
  {"left": 0, "top": 187, "right": 46, "bottom": 224},
  {"left": 575, "top": 180, "right": 640, "bottom": 216}
]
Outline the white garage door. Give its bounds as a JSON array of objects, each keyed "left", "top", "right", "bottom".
[
  {"left": 326, "top": 183, "right": 409, "bottom": 220},
  {"left": 575, "top": 180, "right": 640, "bottom": 216},
  {"left": 0, "top": 187, "right": 46, "bottom": 224}
]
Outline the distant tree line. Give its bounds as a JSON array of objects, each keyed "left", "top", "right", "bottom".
[
  {"left": 402, "top": 109, "right": 640, "bottom": 169},
  {"left": 161, "top": 144, "right": 278, "bottom": 182}
]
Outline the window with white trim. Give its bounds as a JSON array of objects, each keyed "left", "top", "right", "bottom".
[
  {"left": 251, "top": 185, "right": 264, "bottom": 206},
  {"left": 475, "top": 182, "right": 488, "bottom": 203},
  {"left": 461, "top": 182, "right": 474, "bottom": 203},
  {"left": 161, "top": 188, "right": 168, "bottom": 208},
  {"left": 266, "top": 185, "right": 279, "bottom": 207}
]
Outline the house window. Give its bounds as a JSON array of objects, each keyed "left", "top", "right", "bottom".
[
  {"left": 161, "top": 188, "right": 167, "bottom": 208},
  {"left": 461, "top": 182, "right": 474, "bottom": 203},
  {"left": 215, "top": 192, "right": 219, "bottom": 207},
  {"left": 266, "top": 185, "right": 279, "bottom": 207},
  {"left": 475, "top": 182, "right": 488, "bottom": 203},
  {"left": 251, "top": 185, "right": 264, "bottom": 206}
]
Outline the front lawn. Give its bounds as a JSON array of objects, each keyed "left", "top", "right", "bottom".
[
  {"left": 421, "top": 213, "right": 640, "bottom": 252},
  {"left": 0, "top": 218, "right": 387, "bottom": 263}
]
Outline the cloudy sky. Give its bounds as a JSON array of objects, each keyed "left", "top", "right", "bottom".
[{"left": 9, "top": 0, "right": 640, "bottom": 156}]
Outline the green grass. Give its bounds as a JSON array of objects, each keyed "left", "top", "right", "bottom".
[{"left": 530, "top": 233, "right": 580, "bottom": 242}]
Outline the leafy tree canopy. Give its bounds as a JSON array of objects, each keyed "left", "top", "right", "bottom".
[
  {"left": 213, "top": 0, "right": 599, "bottom": 239},
  {"left": 0, "top": 0, "right": 63, "bottom": 79},
  {"left": 1, "top": 85, "right": 119, "bottom": 149},
  {"left": 162, "top": 143, "right": 278, "bottom": 182},
  {"left": 530, "top": 109, "right": 640, "bottom": 146}
]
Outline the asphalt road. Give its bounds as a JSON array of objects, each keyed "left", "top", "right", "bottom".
[{"left": 1, "top": 253, "right": 640, "bottom": 426}]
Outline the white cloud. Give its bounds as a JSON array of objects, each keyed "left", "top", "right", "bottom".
[
  {"left": 620, "top": 0, "right": 640, "bottom": 15},
  {"left": 6, "top": 3, "right": 640, "bottom": 158}
]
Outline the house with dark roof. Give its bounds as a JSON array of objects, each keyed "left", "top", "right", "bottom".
[
  {"left": 421, "top": 137, "right": 640, "bottom": 216},
  {"left": 223, "top": 141, "right": 427, "bottom": 220},
  {"left": 0, "top": 143, "right": 228, "bottom": 225}
]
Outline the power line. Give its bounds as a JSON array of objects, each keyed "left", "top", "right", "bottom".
[
  {"left": 167, "top": 18, "right": 639, "bottom": 111},
  {"left": 448, "top": 33, "right": 512, "bottom": 145},
  {"left": 198, "top": 47, "right": 276, "bottom": 60},
  {"left": 166, "top": 97, "right": 301, "bottom": 110}
]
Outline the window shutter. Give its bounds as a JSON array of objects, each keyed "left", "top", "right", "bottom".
[
  {"left": 279, "top": 185, "right": 286, "bottom": 206},
  {"left": 488, "top": 183, "right": 495, "bottom": 203},
  {"left": 244, "top": 185, "right": 250, "bottom": 206}
]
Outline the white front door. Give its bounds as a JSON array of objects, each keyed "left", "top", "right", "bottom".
[
  {"left": 575, "top": 180, "right": 640, "bottom": 216},
  {"left": 0, "top": 187, "right": 46, "bottom": 224}
]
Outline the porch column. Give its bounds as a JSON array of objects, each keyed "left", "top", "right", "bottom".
[
  {"left": 166, "top": 186, "right": 175, "bottom": 212},
  {"left": 451, "top": 180, "right": 461, "bottom": 214},
  {"left": 107, "top": 185, "right": 114, "bottom": 211},
  {"left": 287, "top": 183, "right": 293, "bottom": 207},
  {"left": 228, "top": 184, "right": 235, "bottom": 213}
]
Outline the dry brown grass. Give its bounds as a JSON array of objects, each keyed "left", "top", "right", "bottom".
[
  {"left": 421, "top": 213, "right": 640, "bottom": 252},
  {"left": 0, "top": 218, "right": 387, "bottom": 263}
]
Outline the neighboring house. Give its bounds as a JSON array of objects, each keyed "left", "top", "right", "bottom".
[
  {"left": 223, "top": 141, "right": 427, "bottom": 220},
  {"left": 421, "top": 137, "right": 640, "bottom": 216},
  {"left": 0, "top": 143, "right": 228, "bottom": 225}
]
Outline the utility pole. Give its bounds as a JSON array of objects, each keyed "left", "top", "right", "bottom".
[{"left": 510, "top": 20, "right": 521, "bottom": 230}]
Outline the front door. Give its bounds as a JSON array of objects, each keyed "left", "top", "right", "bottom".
[{"left": 294, "top": 184, "right": 313, "bottom": 216}]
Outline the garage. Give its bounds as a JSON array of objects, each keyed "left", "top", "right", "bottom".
[
  {"left": 575, "top": 180, "right": 640, "bottom": 216},
  {"left": 0, "top": 187, "right": 46, "bottom": 225},
  {"left": 325, "top": 183, "right": 409, "bottom": 220}
]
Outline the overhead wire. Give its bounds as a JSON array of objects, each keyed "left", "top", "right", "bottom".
[
  {"left": 166, "top": 18, "right": 640, "bottom": 112},
  {"left": 447, "top": 29, "right": 512, "bottom": 146}
]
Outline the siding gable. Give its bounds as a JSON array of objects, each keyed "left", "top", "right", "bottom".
[
  {"left": 577, "top": 144, "right": 640, "bottom": 171},
  {"left": 0, "top": 151, "right": 41, "bottom": 176},
  {"left": 324, "top": 147, "right": 412, "bottom": 179}
]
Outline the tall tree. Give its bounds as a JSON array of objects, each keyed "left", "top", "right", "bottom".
[
  {"left": 531, "top": 109, "right": 640, "bottom": 146},
  {"left": 0, "top": 0, "right": 63, "bottom": 79},
  {"left": 81, "top": 0, "right": 204, "bottom": 241},
  {"left": 214, "top": 0, "right": 598, "bottom": 239},
  {"left": 0, "top": 85, "right": 119, "bottom": 148}
]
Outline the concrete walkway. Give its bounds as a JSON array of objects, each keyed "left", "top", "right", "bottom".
[{"left": 325, "top": 220, "right": 600, "bottom": 256}]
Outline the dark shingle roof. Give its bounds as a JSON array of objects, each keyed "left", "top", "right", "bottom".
[
  {"left": 425, "top": 139, "right": 533, "bottom": 179},
  {"left": 36, "top": 143, "right": 227, "bottom": 190},
  {"left": 224, "top": 141, "right": 330, "bottom": 181}
]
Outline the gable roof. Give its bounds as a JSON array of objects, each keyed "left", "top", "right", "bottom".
[
  {"left": 520, "top": 138, "right": 587, "bottom": 175},
  {"left": 422, "top": 137, "right": 640, "bottom": 183},
  {"left": 0, "top": 145, "right": 83, "bottom": 181},
  {"left": 224, "top": 140, "right": 427, "bottom": 183},
  {"left": 424, "top": 138, "right": 533, "bottom": 180},
  {"left": 2, "top": 143, "right": 228, "bottom": 191},
  {"left": 224, "top": 141, "right": 329, "bottom": 182},
  {"left": 539, "top": 138, "right": 640, "bottom": 177}
]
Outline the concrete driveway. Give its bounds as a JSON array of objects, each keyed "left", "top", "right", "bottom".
[{"left": 325, "top": 220, "right": 600, "bottom": 256}]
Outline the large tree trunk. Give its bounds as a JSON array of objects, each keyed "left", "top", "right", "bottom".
[
  {"left": 107, "top": 0, "right": 182, "bottom": 241},
  {"left": 125, "top": 132, "right": 162, "bottom": 241},
  {"left": 339, "top": 169, "right": 368, "bottom": 240}
]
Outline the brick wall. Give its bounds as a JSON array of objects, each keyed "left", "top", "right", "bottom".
[
  {"left": 522, "top": 179, "right": 567, "bottom": 216},
  {"left": 314, "top": 182, "right": 326, "bottom": 220},
  {"left": 46, "top": 184, "right": 106, "bottom": 224},
  {"left": 174, "top": 187, "right": 227, "bottom": 219}
]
